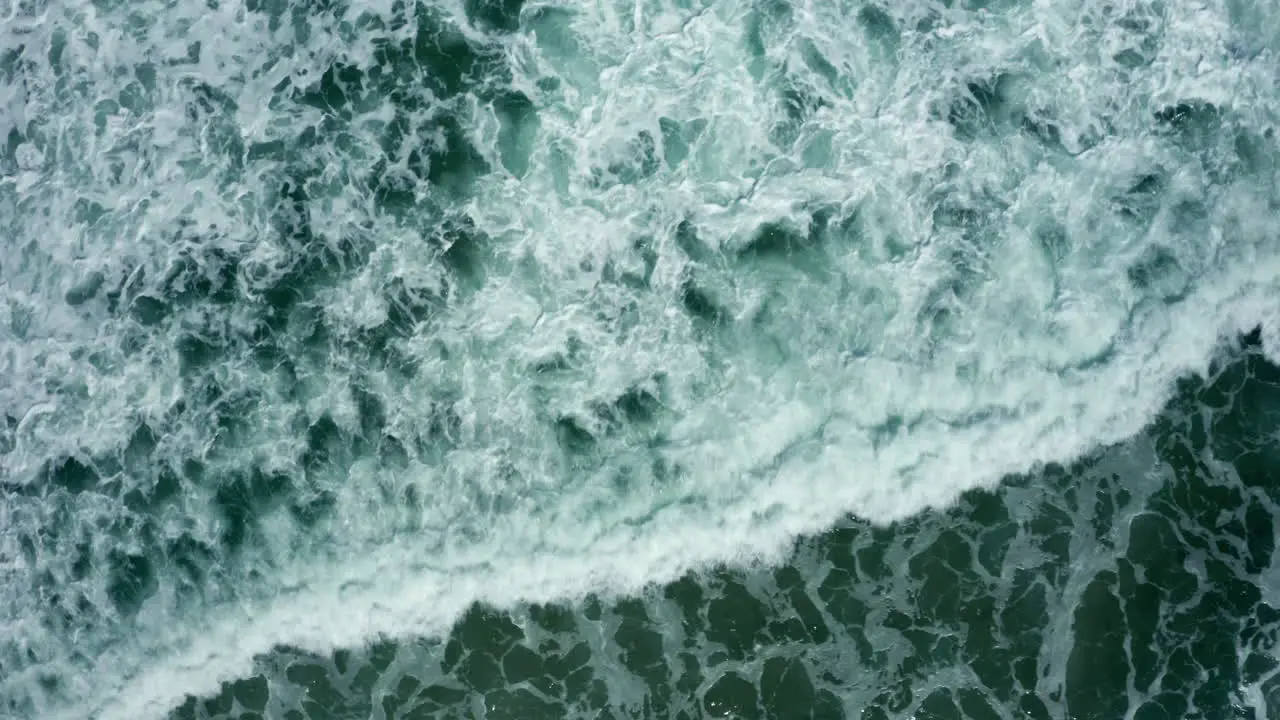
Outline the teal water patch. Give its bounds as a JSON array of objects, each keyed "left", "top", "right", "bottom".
[{"left": 1, "top": 0, "right": 1279, "bottom": 718}]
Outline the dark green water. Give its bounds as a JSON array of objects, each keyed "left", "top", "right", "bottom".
[
  {"left": 165, "top": 332, "right": 1280, "bottom": 719},
  {"left": 2, "top": 0, "right": 1279, "bottom": 718}
]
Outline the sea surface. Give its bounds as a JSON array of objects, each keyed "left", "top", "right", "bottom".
[{"left": 2, "top": 0, "right": 1280, "bottom": 718}]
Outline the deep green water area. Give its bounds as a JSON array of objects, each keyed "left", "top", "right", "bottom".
[{"left": 172, "top": 332, "right": 1280, "bottom": 719}]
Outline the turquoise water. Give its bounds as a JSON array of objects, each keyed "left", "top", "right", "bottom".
[{"left": 1, "top": 0, "right": 1279, "bottom": 717}]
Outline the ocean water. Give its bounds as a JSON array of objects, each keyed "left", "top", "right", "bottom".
[{"left": 2, "top": 0, "right": 1280, "bottom": 717}]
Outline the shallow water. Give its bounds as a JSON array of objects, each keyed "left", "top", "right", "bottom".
[{"left": 1, "top": 0, "right": 1278, "bottom": 718}]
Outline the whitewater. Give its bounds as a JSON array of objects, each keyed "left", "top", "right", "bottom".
[{"left": 1, "top": 0, "right": 1279, "bottom": 717}]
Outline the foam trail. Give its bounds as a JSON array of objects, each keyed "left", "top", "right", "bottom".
[
  {"left": 96, "top": 274, "right": 1280, "bottom": 719},
  {"left": 0, "top": 0, "right": 1278, "bottom": 717}
]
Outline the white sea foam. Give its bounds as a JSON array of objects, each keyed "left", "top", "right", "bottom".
[{"left": 1, "top": 0, "right": 1278, "bottom": 717}]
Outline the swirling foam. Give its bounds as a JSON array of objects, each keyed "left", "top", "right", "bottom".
[{"left": 1, "top": 0, "right": 1278, "bottom": 717}]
